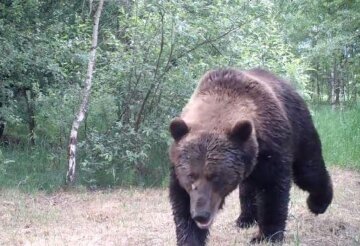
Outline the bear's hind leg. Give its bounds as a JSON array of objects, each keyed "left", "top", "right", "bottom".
[
  {"left": 236, "top": 181, "right": 257, "bottom": 228},
  {"left": 293, "top": 157, "right": 333, "bottom": 215}
]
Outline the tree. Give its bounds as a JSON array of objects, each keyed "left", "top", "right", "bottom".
[
  {"left": 275, "top": 0, "right": 360, "bottom": 106},
  {"left": 2, "top": 0, "right": 358, "bottom": 188},
  {"left": 66, "top": 0, "right": 105, "bottom": 184}
]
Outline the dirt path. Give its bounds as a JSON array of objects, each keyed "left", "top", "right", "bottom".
[{"left": 1, "top": 167, "right": 359, "bottom": 246}]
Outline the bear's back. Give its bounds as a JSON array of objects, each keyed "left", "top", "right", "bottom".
[{"left": 181, "top": 68, "right": 290, "bottom": 136}]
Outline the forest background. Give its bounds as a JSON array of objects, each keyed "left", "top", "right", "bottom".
[{"left": 1, "top": 0, "right": 359, "bottom": 191}]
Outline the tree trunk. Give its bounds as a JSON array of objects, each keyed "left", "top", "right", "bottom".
[
  {"left": 326, "top": 67, "right": 332, "bottom": 104},
  {"left": 340, "top": 78, "right": 344, "bottom": 110},
  {"left": 351, "top": 76, "right": 357, "bottom": 103},
  {"left": 340, "top": 48, "right": 347, "bottom": 109},
  {"left": 24, "top": 89, "right": 36, "bottom": 145},
  {"left": 339, "top": 69, "right": 345, "bottom": 110},
  {"left": 66, "top": 0, "right": 104, "bottom": 184},
  {"left": 0, "top": 102, "right": 4, "bottom": 139},
  {"left": 316, "top": 64, "right": 320, "bottom": 102},
  {"left": 0, "top": 121, "right": 4, "bottom": 139},
  {"left": 346, "top": 72, "right": 350, "bottom": 102},
  {"left": 331, "top": 58, "right": 340, "bottom": 110},
  {"left": 353, "top": 85, "right": 357, "bottom": 103}
]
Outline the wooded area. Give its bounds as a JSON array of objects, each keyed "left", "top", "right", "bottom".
[{"left": 0, "top": 0, "right": 359, "bottom": 190}]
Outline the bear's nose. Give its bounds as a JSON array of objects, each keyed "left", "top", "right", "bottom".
[{"left": 192, "top": 211, "right": 211, "bottom": 224}]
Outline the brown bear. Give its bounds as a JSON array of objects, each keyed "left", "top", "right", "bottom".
[{"left": 168, "top": 68, "right": 333, "bottom": 245}]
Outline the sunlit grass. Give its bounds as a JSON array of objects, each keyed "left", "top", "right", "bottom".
[{"left": 312, "top": 106, "right": 360, "bottom": 170}]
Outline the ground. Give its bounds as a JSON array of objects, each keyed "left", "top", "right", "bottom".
[{"left": 0, "top": 167, "right": 359, "bottom": 246}]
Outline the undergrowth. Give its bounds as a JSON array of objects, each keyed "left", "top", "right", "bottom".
[{"left": 1, "top": 105, "right": 359, "bottom": 192}]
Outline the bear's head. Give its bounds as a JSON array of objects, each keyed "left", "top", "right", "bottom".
[{"left": 169, "top": 117, "right": 258, "bottom": 229}]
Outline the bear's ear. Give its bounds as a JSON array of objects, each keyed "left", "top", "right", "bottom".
[
  {"left": 228, "top": 120, "right": 253, "bottom": 142},
  {"left": 169, "top": 117, "right": 189, "bottom": 142}
]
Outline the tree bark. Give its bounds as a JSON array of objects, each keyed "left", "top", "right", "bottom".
[
  {"left": 0, "top": 102, "right": 4, "bottom": 139},
  {"left": 66, "top": 0, "right": 104, "bottom": 184},
  {"left": 326, "top": 67, "right": 332, "bottom": 103},
  {"left": 24, "top": 90, "right": 36, "bottom": 145},
  {"left": 315, "top": 64, "right": 320, "bottom": 102},
  {"left": 351, "top": 82, "right": 357, "bottom": 103},
  {"left": 0, "top": 121, "right": 4, "bottom": 139},
  {"left": 331, "top": 58, "right": 340, "bottom": 110}
]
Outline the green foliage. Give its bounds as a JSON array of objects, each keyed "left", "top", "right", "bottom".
[
  {"left": 72, "top": 0, "right": 313, "bottom": 188},
  {"left": 275, "top": 0, "right": 360, "bottom": 103},
  {"left": 80, "top": 123, "right": 151, "bottom": 187},
  {"left": 1, "top": 0, "right": 359, "bottom": 190}
]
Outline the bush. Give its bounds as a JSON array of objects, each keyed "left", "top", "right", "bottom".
[{"left": 80, "top": 122, "right": 169, "bottom": 188}]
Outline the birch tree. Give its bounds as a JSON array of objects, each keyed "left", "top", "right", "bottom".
[{"left": 66, "top": 0, "right": 104, "bottom": 184}]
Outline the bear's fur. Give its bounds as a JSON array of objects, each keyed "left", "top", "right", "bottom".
[{"left": 169, "top": 68, "right": 333, "bottom": 245}]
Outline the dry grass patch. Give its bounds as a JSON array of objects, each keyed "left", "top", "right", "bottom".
[{"left": 1, "top": 167, "right": 359, "bottom": 246}]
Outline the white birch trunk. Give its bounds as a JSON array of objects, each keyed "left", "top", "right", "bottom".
[{"left": 66, "top": 0, "right": 104, "bottom": 184}]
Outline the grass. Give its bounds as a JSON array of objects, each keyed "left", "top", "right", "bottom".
[
  {"left": 0, "top": 167, "right": 359, "bottom": 245},
  {"left": 1, "top": 106, "right": 359, "bottom": 245},
  {"left": 0, "top": 146, "right": 67, "bottom": 192},
  {"left": 312, "top": 106, "right": 360, "bottom": 170}
]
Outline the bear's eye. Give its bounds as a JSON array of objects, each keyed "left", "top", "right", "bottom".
[
  {"left": 188, "top": 173, "right": 198, "bottom": 182},
  {"left": 207, "top": 173, "right": 219, "bottom": 181}
]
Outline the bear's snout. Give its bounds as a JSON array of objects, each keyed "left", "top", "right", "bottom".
[
  {"left": 192, "top": 211, "right": 211, "bottom": 224},
  {"left": 190, "top": 194, "right": 217, "bottom": 229}
]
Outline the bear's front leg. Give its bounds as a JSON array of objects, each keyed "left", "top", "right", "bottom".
[
  {"left": 252, "top": 176, "right": 291, "bottom": 243},
  {"left": 169, "top": 169, "right": 209, "bottom": 246},
  {"left": 237, "top": 181, "right": 257, "bottom": 228}
]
